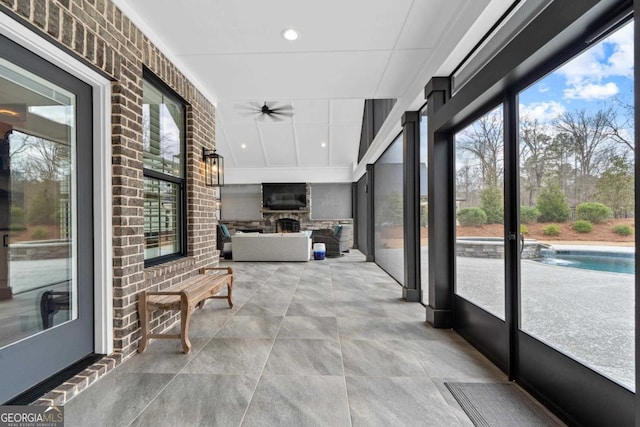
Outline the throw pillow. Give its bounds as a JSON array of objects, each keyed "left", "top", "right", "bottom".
[
  {"left": 220, "top": 224, "right": 231, "bottom": 237},
  {"left": 333, "top": 224, "right": 342, "bottom": 236}
]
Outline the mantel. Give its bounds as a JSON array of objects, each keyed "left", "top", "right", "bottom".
[{"left": 261, "top": 209, "right": 310, "bottom": 214}]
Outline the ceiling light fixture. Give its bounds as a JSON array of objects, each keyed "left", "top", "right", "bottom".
[
  {"left": 320, "top": 142, "right": 327, "bottom": 148},
  {"left": 282, "top": 28, "right": 299, "bottom": 41},
  {"left": 241, "top": 144, "right": 247, "bottom": 149}
]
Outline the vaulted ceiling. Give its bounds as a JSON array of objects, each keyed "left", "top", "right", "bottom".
[{"left": 113, "top": 0, "right": 513, "bottom": 183}]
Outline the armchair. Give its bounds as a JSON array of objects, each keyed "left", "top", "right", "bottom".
[{"left": 311, "top": 224, "right": 352, "bottom": 257}]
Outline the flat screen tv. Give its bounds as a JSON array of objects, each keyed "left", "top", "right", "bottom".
[{"left": 262, "top": 183, "right": 307, "bottom": 210}]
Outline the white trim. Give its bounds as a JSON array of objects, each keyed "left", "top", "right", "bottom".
[
  {"left": 226, "top": 166, "right": 354, "bottom": 184},
  {"left": 0, "top": 13, "right": 114, "bottom": 354}
]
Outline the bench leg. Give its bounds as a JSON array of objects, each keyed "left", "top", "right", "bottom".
[
  {"left": 138, "top": 293, "right": 149, "bottom": 353},
  {"left": 180, "top": 301, "right": 192, "bottom": 354},
  {"left": 227, "top": 280, "right": 233, "bottom": 309}
]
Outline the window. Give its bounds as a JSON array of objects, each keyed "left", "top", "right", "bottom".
[{"left": 142, "top": 73, "right": 186, "bottom": 264}]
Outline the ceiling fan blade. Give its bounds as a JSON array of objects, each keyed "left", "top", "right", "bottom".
[
  {"left": 234, "top": 103, "right": 261, "bottom": 114},
  {"left": 270, "top": 105, "right": 293, "bottom": 113},
  {"left": 266, "top": 113, "right": 284, "bottom": 122},
  {"left": 270, "top": 111, "right": 293, "bottom": 117},
  {"left": 236, "top": 110, "right": 257, "bottom": 118}
]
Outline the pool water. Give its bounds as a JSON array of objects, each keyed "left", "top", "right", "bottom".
[{"left": 538, "top": 252, "right": 635, "bottom": 274}]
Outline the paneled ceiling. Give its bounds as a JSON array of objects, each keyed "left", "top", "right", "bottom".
[{"left": 113, "top": 0, "right": 513, "bottom": 183}]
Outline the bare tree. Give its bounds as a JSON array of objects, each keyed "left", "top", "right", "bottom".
[
  {"left": 456, "top": 162, "right": 482, "bottom": 207},
  {"left": 554, "top": 109, "right": 615, "bottom": 203},
  {"left": 605, "top": 97, "right": 634, "bottom": 152},
  {"left": 25, "top": 138, "right": 69, "bottom": 182},
  {"left": 457, "top": 111, "right": 503, "bottom": 187},
  {"left": 519, "top": 117, "right": 552, "bottom": 205}
]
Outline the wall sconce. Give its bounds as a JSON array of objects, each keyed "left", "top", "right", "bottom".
[{"left": 203, "top": 147, "right": 224, "bottom": 187}]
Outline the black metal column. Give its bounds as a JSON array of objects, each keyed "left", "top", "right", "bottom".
[
  {"left": 402, "top": 111, "right": 421, "bottom": 302},
  {"left": 424, "top": 77, "right": 453, "bottom": 328},
  {"left": 366, "top": 164, "right": 375, "bottom": 262},
  {"left": 634, "top": 1, "right": 639, "bottom": 423},
  {"left": 504, "top": 91, "right": 520, "bottom": 380},
  {"left": 352, "top": 182, "right": 359, "bottom": 249}
]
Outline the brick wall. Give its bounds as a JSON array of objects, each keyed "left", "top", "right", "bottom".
[{"left": 0, "top": 0, "right": 219, "bottom": 403}]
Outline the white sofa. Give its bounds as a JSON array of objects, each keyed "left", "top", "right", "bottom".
[{"left": 231, "top": 233, "right": 311, "bottom": 262}]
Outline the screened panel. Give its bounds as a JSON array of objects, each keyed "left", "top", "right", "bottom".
[
  {"left": 374, "top": 134, "right": 404, "bottom": 284},
  {"left": 311, "top": 183, "right": 352, "bottom": 219},
  {"left": 220, "top": 184, "right": 262, "bottom": 221}
]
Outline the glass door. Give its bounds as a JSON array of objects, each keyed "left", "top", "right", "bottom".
[
  {"left": 453, "top": 104, "right": 507, "bottom": 366},
  {"left": 517, "top": 19, "right": 634, "bottom": 392},
  {"left": 0, "top": 35, "right": 94, "bottom": 403},
  {"left": 454, "top": 105, "right": 506, "bottom": 318}
]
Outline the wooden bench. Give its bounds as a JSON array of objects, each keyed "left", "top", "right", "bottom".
[{"left": 138, "top": 266, "right": 233, "bottom": 354}]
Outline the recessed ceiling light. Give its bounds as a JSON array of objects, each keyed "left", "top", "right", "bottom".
[
  {"left": 320, "top": 142, "right": 327, "bottom": 148},
  {"left": 282, "top": 28, "right": 299, "bottom": 41},
  {"left": 241, "top": 144, "right": 247, "bottom": 149}
]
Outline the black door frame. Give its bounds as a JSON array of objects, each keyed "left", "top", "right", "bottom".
[{"left": 425, "top": 0, "right": 636, "bottom": 425}]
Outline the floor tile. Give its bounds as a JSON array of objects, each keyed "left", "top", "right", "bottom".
[
  {"left": 334, "top": 301, "right": 387, "bottom": 318},
  {"left": 166, "top": 311, "right": 232, "bottom": 337},
  {"left": 216, "top": 316, "right": 283, "bottom": 339},
  {"left": 341, "top": 339, "right": 425, "bottom": 377},
  {"left": 337, "top": 317, "right": 442, "bottom": 340},
  {"left": 130, "top": 374, "right": 258, "bottom": 427},
  {"left": 64, "top": 370, "right": 174, "bottom": 427},
  {"left": 235, "top": 300, "right": 290, "bottom": 317},
  {"left": 405, "top": 339, "right": 506, "bottom": 380},
  {"left": 264, "top": 339, "right": 343, "bottom": 375},
  {"left": 346, "top": 376, "right": 464, "bottom": 427},
  {"left": 242, "top": 375, "right": 351, "bottom": 427},
  {"left": 277, "top": 316, "right": 339, "bottom": 340},
  {"left": 59, "top": 252, "right": 532, "bottom": 427},
  {"left": 286, "top": 301, "right": 336, "bottom": 317},
  {"left": 181, "top": 338, "right": 273, "bottom": 376},
  {"left": 118, "top": 337, "right": 209, "bottom": 374},
  {"left": 291, "top": 287, "right": 330, "bottom": 301}
]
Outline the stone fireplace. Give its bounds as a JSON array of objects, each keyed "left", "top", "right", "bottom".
[{"left": 275, "top": 218, "right": 300, "bottom": 233}]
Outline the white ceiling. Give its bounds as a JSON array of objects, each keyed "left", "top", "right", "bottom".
[{"left": 113, "top": 0, "right": 513, "bottom": 183}]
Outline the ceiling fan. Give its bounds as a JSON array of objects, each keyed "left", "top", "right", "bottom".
[{"left": 236, "top": 101, "right": 294, "bottom": 122}]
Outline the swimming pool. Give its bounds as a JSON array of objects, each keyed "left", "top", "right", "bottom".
[{"left": 537, "top": 251, "right": 635, "bottom": 274}]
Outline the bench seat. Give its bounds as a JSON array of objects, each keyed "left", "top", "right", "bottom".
[{"left": 138, "top": 266, "right": 233, "bottom": 354}]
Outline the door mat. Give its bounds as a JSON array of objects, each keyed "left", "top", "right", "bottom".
[{"left": 445, "top": 382, "right": 562, "bottom": 427}]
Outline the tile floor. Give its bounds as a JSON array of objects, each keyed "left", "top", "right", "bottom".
[{"left": 64, "top": 251, "right": 524, "bottom": 426}]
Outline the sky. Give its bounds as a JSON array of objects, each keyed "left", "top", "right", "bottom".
[{"left": 519, "top": 20, "right": 634, "bottom": 124}]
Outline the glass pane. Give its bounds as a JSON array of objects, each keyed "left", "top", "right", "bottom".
[
  {"left": 519, "top": 21, "right": 634, "bottom": 390},
  {"left": 0, "top": 57, "right": 76, "bottom": 348},
  {"left": 144, "top": 177, "right": 181, "bottom": 259},
  {"left": 455, "top": 105, "right": 505, "bottom": 319},
  {"left": 374, "top": 134, "right": 404, "bottom": 284},
  {"left": 419, "top": 109, "right": 429, "bottom": 304},
  {"left": 142, "top": 79, "right": 184, "bottom": 178}
]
